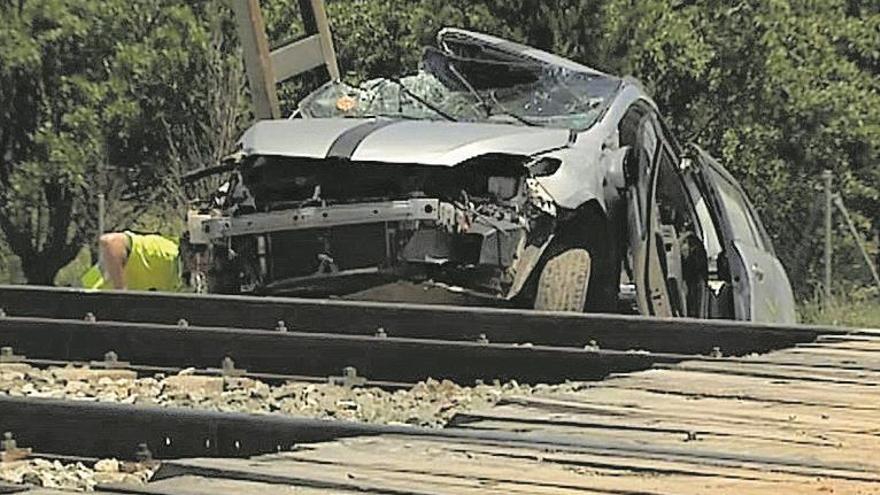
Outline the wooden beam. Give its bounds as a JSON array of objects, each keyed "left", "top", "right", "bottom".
[
  {"left": 231, "top": 0, "right": 280, "bottom": 119},
  {"left": 310, "top": 0, "right": 340, "bottom": 81},
  {"left": 270, "top": 35, "right": 324, "bottom": 83}
]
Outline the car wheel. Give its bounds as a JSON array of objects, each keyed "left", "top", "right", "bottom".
[{"left": 533, "top": 247, "right": 592, "bottom": 312}]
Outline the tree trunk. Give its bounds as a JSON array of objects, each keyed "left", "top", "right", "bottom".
[{"left": 19, "top": 256, "right": 58, "bottom": 285}]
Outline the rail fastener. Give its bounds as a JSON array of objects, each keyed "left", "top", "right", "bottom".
[
  {"left": 0, "top": 346, "right": 24, "bottom": 364},
  {"left": 0, "top": 432, "right": 32, "bottom": 462},
  {"left": 328, "top": 366, "right": 367, "bottom": 388},
  {"left": 90, "top": 351, "right": 131, "bottom": 370}
]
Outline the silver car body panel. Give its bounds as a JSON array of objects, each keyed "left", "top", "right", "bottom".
[
  {"left": 349, "top": 121, "right": 570, "bottom": 165},
  {"left": 239, "top": 119, "right": 365, "bottom": 158},
  {"left": 240, "top": 118, "right": 571, "bottom": 166},
  {"left": 535, "top": 83, "right": 650, "bottom": 210}
]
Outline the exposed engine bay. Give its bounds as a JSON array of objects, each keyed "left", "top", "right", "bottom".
[{"left": 187, "top": 152, "right": 560, "bottom": 300}]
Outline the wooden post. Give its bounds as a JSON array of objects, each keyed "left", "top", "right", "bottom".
[
  {"left": 833, "top": 194, "right": 880, "bottom": 290},
  {"left": 310, "top": 0, "right": 340, "bottom": 81},
  {"left": 822, "top": 170, "right": 833, "bottom": 305},
  {"left": 231, "top": 0, "right": 280, "bottom": 120},
  {"left": 97, "top": 193, "right": 105, "bottom": 237}
]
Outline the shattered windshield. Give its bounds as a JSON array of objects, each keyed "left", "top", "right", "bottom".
[{"left": 299, "top": 51, "right": 622, "bottom": 131}]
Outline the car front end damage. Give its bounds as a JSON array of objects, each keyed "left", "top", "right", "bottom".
[
  {"left": 182, "top": 27, "right": 629, "bottom": 304},
  {"left": 186, "top": 140, "right": 567, "bottom": 299}
]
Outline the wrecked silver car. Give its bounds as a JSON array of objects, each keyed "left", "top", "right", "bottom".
[{"left": 185, "top": 28, "right": 796, "bottom": 323}]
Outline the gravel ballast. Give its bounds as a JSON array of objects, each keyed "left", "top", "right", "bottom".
[
  {"left": 0, "top": 457, "right": 154, "bottom": 491},
  {"left": 0, "top": 363, "right": 582, "bottom": 427},
  {"left": 0, "top": 363, "right": 588, "bottom": 491}
]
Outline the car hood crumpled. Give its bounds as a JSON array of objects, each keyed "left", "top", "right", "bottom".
[{"left": 238, "top": 118, "right": 572, "bottom": 166}]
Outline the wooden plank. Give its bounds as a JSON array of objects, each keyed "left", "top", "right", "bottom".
[
  {"left": 136, "top": 475, "right": 361, "bottom": 494},
  {"left": 270, "top": 35, "right": 324, "bottom": 82},
  {"left": 655, "top": 360, "right": 880, "bottom": 385},
  {"left": 457, "top": 403, "right": 864, "bottom": 449},
  {"left": 506, "top": 393, "right": 880, "bottom": 434},
  {"left": 738, "top": 351, "right": 880, "bottom": 372},
  {"left": 459, "top": 418, "right": 880, "bottom": 473},
  {"left": 165, "top": 436, "right": 880, "bottom": 495},
  {"left": 779, "top": 347, "right": 880, "bottom": 365},
  {"left": 602, "top": 369, "right": 880, "bottom": 409},
  {"left": 163, "top": 454, "right": 598, "bottom": 494},
  {"left": 501, "top": 389, "right": 880, "bottom": 435}
]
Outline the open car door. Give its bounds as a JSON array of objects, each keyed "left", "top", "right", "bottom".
[
  {"left": 624, "top": 112, "right": 677, "bottom": 318},
  {"left": 689, "top": 145, "right": 796, "bottom": 323}
]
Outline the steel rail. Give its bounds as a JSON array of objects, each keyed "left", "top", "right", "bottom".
[
  {"left": 0, "top": 316, "right": 686, "bottom": 384},
  {"left": 0, "top": 285, "right": 836, "bottom": 355},
  {"left": 0, "top": 395, "right": 876, "bottom": 482}
]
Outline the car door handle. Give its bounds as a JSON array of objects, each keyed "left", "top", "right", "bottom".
[{"left": 751, "top": 264, "right": 765, "bottom": 282}]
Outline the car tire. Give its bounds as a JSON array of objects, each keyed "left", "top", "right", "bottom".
[{"left": 533, "top": 247, "right": 592, "bottom": 312}]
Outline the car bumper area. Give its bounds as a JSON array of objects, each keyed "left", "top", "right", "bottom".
[{"left": 186, "top": 198, "right": 533, "bottom": 297}]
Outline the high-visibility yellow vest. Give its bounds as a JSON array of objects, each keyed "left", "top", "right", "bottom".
[{"left": 81, "top": 233, "right": 181, "bottom": 291}]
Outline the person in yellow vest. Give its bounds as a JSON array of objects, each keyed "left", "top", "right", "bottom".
[{"left": 81, "top": 232, "right": 182, "bottom": 291}]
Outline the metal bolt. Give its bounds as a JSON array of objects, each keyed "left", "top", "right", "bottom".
[
  {"left": 685, "top": 431, "right": 699, "bottom": 442},
  {"left": 328, "top": 366, "right": 366, "bottom": 388},
  {"left": 0, "top": 431, "right": 30, "bottom": 462},
  {"left": 0, "top": 308, "right": 6, "bottom": 318},
  {"left": 177, "top": 318, "right": 189, "bottom": 328},
  {"left": 90, "top": 350, "right": 129, "bottom": 370},
  {"left": 2, "top": 432, "right": 15, "bottom": 451},
  {"left": 476, "top": 334, "right": 489, "bottom": 344},
  {"left": 220, "top": 356, "right": 245, "bottom": 377},
  {"left": 0, "top": 346, "right": 24, "bottom": 364},
  {"left": 222, "top": 357, "right": 235, "bottom": 374},
  {"left": 710, "top": 347, "right": 723, "bottom": 358},
  {"left": 276, "top": 320, "right": 288, "bottom": 332},
  {"left": 84, "top": 312, "right": 96, "bottom": 322},
  {"left": 0, "top": 347, "right": 11, "bottom": 358},
  {"left": 375, "top": 327, "right": 387, "bottom": 338}
]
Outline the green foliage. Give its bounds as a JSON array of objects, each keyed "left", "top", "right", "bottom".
[
  {"left": 0, "top": 0, "right": 244, "bottom": 284},
  {"left": 589, "top": 0, "right": 880, "bottom": 294}
]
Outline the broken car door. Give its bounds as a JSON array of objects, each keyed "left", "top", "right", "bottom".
[
  {"left": 624, "top": 110, "right": 677, "bottom": 317},
  {"left": 690, "top": 145, "right": 796, "bottom": 323}
]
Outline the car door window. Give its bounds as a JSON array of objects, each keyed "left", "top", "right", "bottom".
[
  {"left": 683, "top": 174, "right": 722, "bottom": 266},
  {"left": 705, "top": 167, "right": 765, "bottom": 250}
]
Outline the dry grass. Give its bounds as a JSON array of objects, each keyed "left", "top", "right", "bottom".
[{"left": 799, "top": 287, "right": 880, "bottom": 328}]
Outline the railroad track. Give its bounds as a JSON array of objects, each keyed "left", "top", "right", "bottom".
[
  {"left": 0, "top": 284, "right": 834, "bottom": 352},
  {"left": 0, "top": 284, "right": 876, "bottom": 494},
  {"left": 0, "top": 284, "right": 847, "bottom": 386}
]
